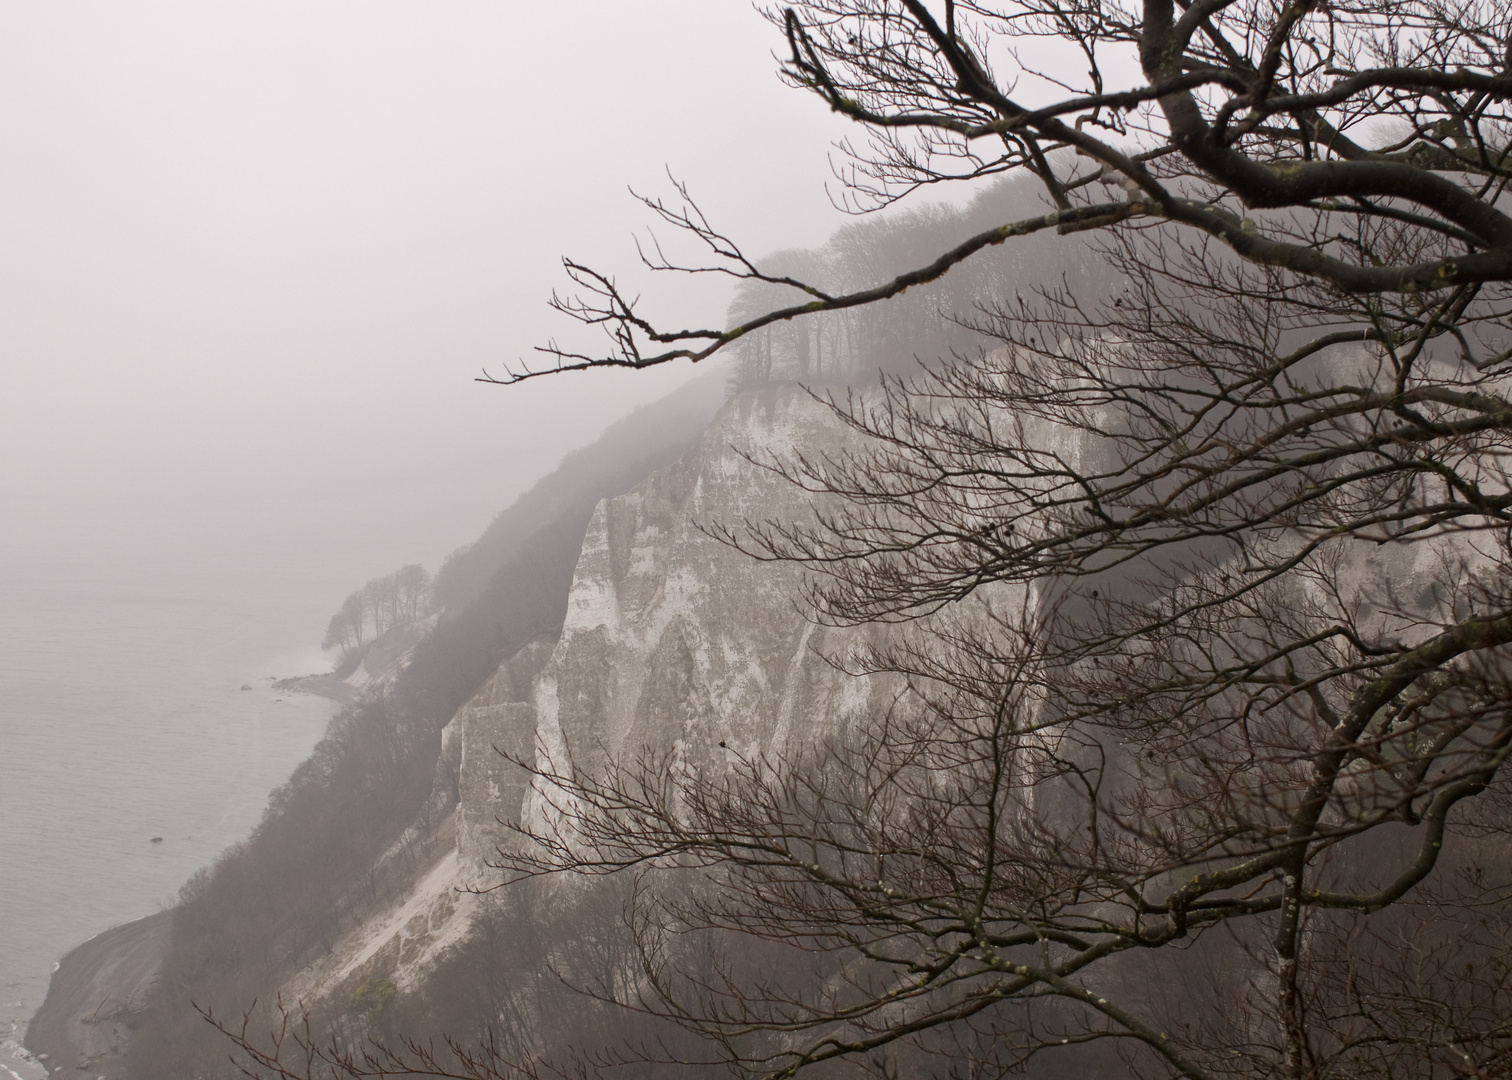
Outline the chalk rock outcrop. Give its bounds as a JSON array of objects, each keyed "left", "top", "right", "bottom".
[
  {"left": 285, "top": 385, "right": 882, "bottom": 1002},
  {"left": 522, "top": 385, "right": 880, "bottom": 827}
]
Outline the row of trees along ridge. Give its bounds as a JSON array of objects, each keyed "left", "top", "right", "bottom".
[{"left": 320, "top": 564, "right": 432, "bottom": 671}]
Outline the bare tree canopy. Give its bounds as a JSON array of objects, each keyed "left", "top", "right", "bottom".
[
  {"left": 490, "top": 4, "right": 1512, "bottom": 1077},
  {"left": 494, "top": 0, "right": 1512, "bottom": 382},
  {"left": 220, "top": 5, "right": 1512, "bottom": 1080}
]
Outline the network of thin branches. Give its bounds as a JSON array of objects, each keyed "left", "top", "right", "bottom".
[
  {"left": 492, "top": 3, "right": 1512, "bottom": 1076},
  {"left": 495, "top": 0, "right": 1512, "bottom": 383},
  {"left": 223, "top": 4, "right": 1512, "bottom": 1080},
  {"left": 487, "top": 224, "right": 1512, "bottom": 1078}
]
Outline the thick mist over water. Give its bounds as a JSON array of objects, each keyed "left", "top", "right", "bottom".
[
  {"left": 0, "top": 560, "right": 336, "bottom": 1044},
  {"left": 0, "top": 0, "right": 857, "bottom": 589},
  {"left": 0, "top": 2, "right": 855, "bottom": 1064}
]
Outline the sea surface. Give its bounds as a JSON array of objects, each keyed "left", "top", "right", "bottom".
[{"left": 0, "top": 548, "right": 344, "bottom": 1073}]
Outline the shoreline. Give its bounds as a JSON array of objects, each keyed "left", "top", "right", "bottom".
[
  {"left": 273, "top": 671, "right": 360, "bottom": 706},
  {"left": 18, "top": 672, "right": 350, "bottom": 1078},
  {"left": 23, "top": 911, "right": 172, "bottom": 1078},
  {"left": 21, "top": 635, "right": 415, "bottom": 1075}
]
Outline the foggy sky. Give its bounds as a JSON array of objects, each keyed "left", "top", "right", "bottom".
[{"left": 0, "top": 2, "right": 854, "bottom": 588}]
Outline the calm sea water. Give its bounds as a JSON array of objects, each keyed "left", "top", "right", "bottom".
[{"left": 0, "top": 551, "right": 341, "bottom": 1065}]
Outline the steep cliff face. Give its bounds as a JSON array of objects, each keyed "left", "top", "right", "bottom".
[
  {"left": 310, "top": 375, "right": 1452, "bottom": 1020},
  {"left": 279, "top": 385, "right": 884, "bottom": 1008},
  {"left": 522, "top": 385, "right": 884, "bottom": 833}
]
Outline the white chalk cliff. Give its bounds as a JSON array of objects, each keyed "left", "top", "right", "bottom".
[
  {"left": 283, "top": 386, "right": 888, "bottom": 1003},
  {"left": 276, "top": 371, "right": 1457, "bottom": 1017}
]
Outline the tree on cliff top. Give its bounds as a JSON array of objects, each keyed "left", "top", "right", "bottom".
[{"left": 220, "top": 2, "right": 1512, "bottom": 1079}]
